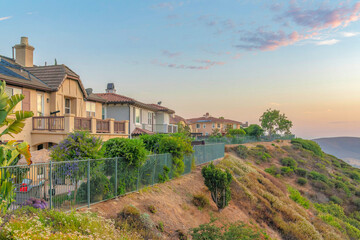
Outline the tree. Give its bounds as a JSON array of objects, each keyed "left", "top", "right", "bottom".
[
  {"left": 259, "top": 109, "right": 292, "bottom": 138},
  {"left": 0, "top": 81, "right": 33, "bottom": 212},
  {"left": 177, "top": 122, "right": 191, "bottom": 137},
  {"left": 210, "top": 128, "right": 221, "bottom": 137},
  {"left": 227, "top": 128, "right": 246, "bottom": 136},
  {"left": 201, "top": 163, "right": 232, "bottom": 211},
  {"left": 244, "top": 124, "right": 264, "bottom": 139}
]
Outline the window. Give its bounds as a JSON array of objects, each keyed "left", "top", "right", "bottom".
[
  {"left": 6, "top": 87, "right": 22, "bottom": 111},
  {"left": 212, "top": 123, "right": 215, "bottom": 128},
  {"left": 37, "top": 166, "right": 45, "bottom": 179},
  {"left": 205, "top": 132, "right": 209, "bottom": 136},
  {"left": 102, "top": 106, "right": 106, "bottom": 120},
  {"left": 86, "top": 102, "right": 96, "bottom": 117},
  {"left": 135, "top": 108, "right": 140, "bottom": 124},
  {"left": 203, "top": 124, "right": 206, "bottom": 128},
  {"left": 65, "top": 98, "right": 71, "bottom": 114},
  {"left": 37, "top": 93, "right": 44, "bottom": 116},
  {"left": 196, "top": 123, "right": 200, "bottom": 129},
  {"left": 233, "top": 124, "right": 237, "bottom": 129},
  {"left": 217, "top": 123, "right": 220, "bottom": 128},
  {"left": 148, "top": 112, "right": 153, "bottom": 125}
]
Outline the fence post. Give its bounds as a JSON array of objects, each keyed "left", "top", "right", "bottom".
[
  {"left": 115, "top": 158, "right": 118, "bottom": 197},
  {"left": 136, "top": 168, "right": 140, "bottom": 191},
  {"left": 87, "top": 159, "right": 90, "bottom": 208},
  {"left": 49, "top": 160, "right": 52, "bottom": 209},
  {"left": 152, "top": 156, "right": 156, "bottom": 185}
]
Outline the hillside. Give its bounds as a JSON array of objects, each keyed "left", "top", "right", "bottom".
[
  {"left": 313, "top": 137, "right": 360, "bottom": 167},
  {"left": 83, "top": 140, "right": 360, "bottom": 239}
]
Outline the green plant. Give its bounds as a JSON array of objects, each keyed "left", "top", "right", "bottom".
[
  {"left": 157, "top": 221, "right": 164, "bottom": 232},
  {"left": 291, "top": 138, "right": 323, "bottom": 157},
  {"left": 192, "top": 193, "right": 210, "bottom": 209},
  {"left": 148, "top": 205, "right": 157, "bottom": 213},
  {"left": 139, "top": 134, "right": 165, "bottom": 153},
  {"left": 330, "top": 195, "right": 343, "bottom": 205},
  {"left": 288, "top": 186, "right": 310, "bottom": 209},
  {"left": 281, "top": 166, "right": 293, "bottom": 176},
  {"left": 77, "top": 172, "right": 112, "bottom": 203},
  {"left": 227, "top": 128, "right": 246, "bottom": 136},
  {"left": 295, "top": 168, "right": 308, "bottom": 177},
  {"left": 244, "top": 124, "right": 264, "bottom": 139},
  {"left": 265, "top": 165, "right": 280, "bottom": 176},
  {"left": 158, "top": 166, "right": 170, "bottom": 183},
  {"left": 280, "top": 157, "right": 298, "bottom": 169},
  {"left": 236, "top": 145, "right": 248, "bottom": 159},
  {"left": 297, "top": 177, "right": 307, "bottom": 186},
  {"left": 201, "top": 163, "right": 232, "bottom": 211},
  {"left": 308, "top": 171, "right": 328, "bottom": 183}
]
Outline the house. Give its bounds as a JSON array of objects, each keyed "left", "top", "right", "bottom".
[
  {"left": 0, "top": 37, "right": 129, "bottom": 151},
  {"left": 187, "top": 113, "right": 248, "bottom": 136},
  {"left": 96, "top": 84, "right": 178, "bottom": 136}
]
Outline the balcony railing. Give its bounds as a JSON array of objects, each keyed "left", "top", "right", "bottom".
[
  {"left": 96, "top": 119, "right": 110, "bottom": 133},
  {"left": 153, "top": 124, "right": 178, "bottom": 133},
  {"left": 75, "top": 117, "right": 91, "bottom": 131},
  {"left": 114, "top": 121, "right": 126, "bottom": 133},
  {"left": 32, "top": 116, "right": 65, "bottom": 131}
]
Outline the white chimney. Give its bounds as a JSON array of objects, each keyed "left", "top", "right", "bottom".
[
  {"left": 106, "top": 83, "right": 116, "bottom": 93},
  {"left": 14, "top": 37, "right": 35, "bottom": 67}
]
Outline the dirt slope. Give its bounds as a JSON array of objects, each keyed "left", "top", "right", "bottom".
[{"left": 82, "top": 156, "right": 281, "bottom": 239}]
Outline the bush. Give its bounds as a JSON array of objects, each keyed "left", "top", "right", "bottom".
[
  {"left": 190, "top": 219, "right": 266, "bottom": 240},
  {"left": 227, "top": 128, "right": 246, "bottom": 136},
  {"left": 280, "top": 157, "right": 298, "bottom": 169},
  {"left": 330, "top": 195, "right": 343, "bottom": 205},
  {"left": 297, "top": 177, "right": 307, "bottom": 186},
  {"left": 244, "top": 124, "right": 264, "bottom": 138},
  {"left": 192, "top": 193, "right": 210, "bottom": 209},
  {"left": 202, "top": 163, "right": 232, "bottom": 211},
  {"left": 158, "top": 135, "right": 193, "bottom": 177},
  {"left": 265, "top": 165, "right": 280, "bottom": 176},
  {"left": 148, "top": 205, "right": 157, "bottom": 213},
  {"left": 288, "top": 186, "right": 310, "bottom": 209},
  {"left": 158, "top": 166, "right": 170, "bottom": 183},
  {"left": 281, "top": 166, "right": 294, "bottom": 176},
  {"left": 139, "top": 134, "right": 165, "bottom": 153},
  {"left": 77, "top": 172, "right": 112, "bottom": 203},
  {"left": 102, "top": 138, "right": 147, "bottom": 167},
  {"left": 295, "top": 168, "right": 308, "bottom": 177},
  {"left": 291, "top": 138, "right": 323, "bottom": 157},
  {"left": 236, "top": 145, "right": 248, "bottom": 159},
  {"left": 22, "top": 198, "right": 47, "bottom": 209}
]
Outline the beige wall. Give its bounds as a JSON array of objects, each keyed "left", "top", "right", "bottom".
[{"left": 190, "top": 122, "right": 241, "bottom": 136}]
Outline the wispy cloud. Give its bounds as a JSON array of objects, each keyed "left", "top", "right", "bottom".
[
  {"left": 152, "top": 1, "right": 184, "bottom": 10},
  {"left": 162, "top": 50, "right": 181, "bottom": 58},
  {"left": 316, "top": 39, "right": 339, "bottom": 46},
  {"left": 152, "top": 59, "right": 225, "bottom": 70},
  {"left": 340, "top": 31, "right": 359, "bottom": 37},
  {"left": 281, "top": 2, "right": 360, "bottom": 30},
  {"left": 0, "top": 16, "right": 12, "bottom": 21}
]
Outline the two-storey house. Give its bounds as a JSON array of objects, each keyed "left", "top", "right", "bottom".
[
  {"left": 187, "top": 113, "right": 248, "bottom": 136},
  {"left": 0, "top": 37, "right": 129, "bottom": 150},
  {"left": 96, "top": 84, "right": 177, "bottom": 136}
]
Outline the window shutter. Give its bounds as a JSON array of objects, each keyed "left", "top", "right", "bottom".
[{"left": 22, "top": 90, "right": 31, "bottom": 111}]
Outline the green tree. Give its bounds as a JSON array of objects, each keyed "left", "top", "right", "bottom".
[
  {"left": 227, "top": 128, "right": 246, "bottom": 136},
  {"left": 177, "top": 123, "right": 191, "bottom": 137},
  {"left": 244, "top": 124, "right": 264, "bottom": 139},
  {"left": 259, "top": 109, "right": 292, "bottom": 138},
  {"left": 201, "top": 163, "right": 232, "bottom": 211},
  {"left": 0, "top": 81, "right": 33, "bottom": 212}
]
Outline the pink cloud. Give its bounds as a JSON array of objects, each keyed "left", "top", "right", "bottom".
[{"left": 152, "top": 59, "right": 225, "bottom": 70}]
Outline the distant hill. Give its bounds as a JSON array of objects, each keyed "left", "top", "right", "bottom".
[{"left": 313, "top": 137, "right": 360, "bottom": 167}]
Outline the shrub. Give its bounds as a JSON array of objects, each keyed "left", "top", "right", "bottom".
[
  {"left": 280, "top": 157, "right": 298, "bottom": 169},
  {"left": 77, "top": 172, "right": 112, "bottom": 203},
  {"left": 102, "top": 138, "right": 147, "bottom": 167},
  {"left": 227, "top": 128, "right": 246, "bottom": 136},
  {"left": 202, "top": 163, "right": 232, "bottom": 211},
  {"left": 22, "top": 198, "right": 47, "bottom": 209},
  {"left": 288, "top": 186, "right": 310, "bottom": 209},
  {"left": 236, "top": 145, "right": 248, "bottom": 159},
  {"left": 330, "top": 195, "right": 343, "bottom": 205},
  {"left": 158, "top": 166, "right": 170, "bottom": 183},
  {"left": 139, "top": 134, "right": 165, "bottom": 153},
  {"left": 192, "top": 193, "right": 210, "bottom": 209},
  {"left": 157, "top": 221, "right": 164, "bottom": 232},
  {"left": 295, "top": 168, "right": 308, "bottom": 177},
  {"left": 311, "top": 180, "right": 329, "bottom": 191},
  {"left": 309, "top": 171, "right": 328, "bottom": 183},
  {"left": 281, "top": 166, "right": 293, "bottom": 176},
  {"left": 297, "top": 177, "right": 307, "bottom": 186},
  {"left": 265, "top": 165, "right": 280, "bottom": 176},
  {"left": 148, "top": 205, "right": 157, "bottom": 213},
  {"left": 244, "top": 124, "right": 264, "bottom": 139},
  {"left": 158, "top": 135, "right": 193, "bottom": 177},
  {"left": 291, "top": 138, "right": 323, "bottom": 157}
]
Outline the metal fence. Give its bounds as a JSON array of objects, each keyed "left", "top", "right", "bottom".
[
  {"left": 4, "top": 143, "right": 225, "bottom": 211},
  {"left": 197, "top": 135, "right": 295, "bottom": 145}
]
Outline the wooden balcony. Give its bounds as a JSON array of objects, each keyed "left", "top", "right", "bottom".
[
  {"left": 75, "top": 117, "right": 92, "bottom": 131},
  {"left": 32, "top": 116, "right": 65, "bottom": 131}
]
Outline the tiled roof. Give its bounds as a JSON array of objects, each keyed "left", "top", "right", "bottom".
[
  {"left": 87, "top": 93, "right": 106, "bottom": 103},
  {"left": 170, "top": 114, "right": 186, "bottom": 124},
  {"left": 186, "top": 116, "right": 242, "bottom": 125},
  {"left": 131, "top": 127, "right": 154, "bottom": 136},
  {"left": 147, "top": 104, "right": 175, "bottom": 114},
  {"left": 0, "top": 56, "right": 51, "bottom": 91}
]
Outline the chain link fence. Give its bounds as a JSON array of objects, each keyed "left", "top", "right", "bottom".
[{"left": 4, "top": 143, "right": 225, "bottom": 211}]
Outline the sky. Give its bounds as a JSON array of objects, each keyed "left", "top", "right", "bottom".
[{"left": 1, "top": 0, "right": 360, "bottom": 139}]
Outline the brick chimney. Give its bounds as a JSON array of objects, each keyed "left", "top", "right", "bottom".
[{"left": 13, "top": 37, "right": 35, "bottom": 67}]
